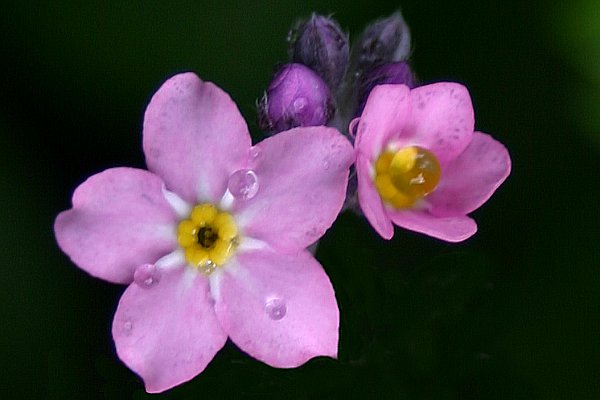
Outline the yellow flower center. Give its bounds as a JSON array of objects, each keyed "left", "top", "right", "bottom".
[
  {"left": 374, "top": 146, "right": 441, "bottom": 209},
  {"left": 177, "top": 203, "right": 238, "bottom": 275}
]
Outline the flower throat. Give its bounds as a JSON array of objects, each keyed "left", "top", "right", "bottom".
[
  {"left": 177, "top": 204, "right": 238, "bottom": 274},
  {"left": 374, "top": 146, "right": 441, "bottom": 208}
]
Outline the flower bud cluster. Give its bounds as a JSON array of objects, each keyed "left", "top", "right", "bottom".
[
  {"left": 348, "top": 12, "right": 415, "bottom": 120},
  {"left": 259, "top": 11, "right": 416, "bottom": 136}
]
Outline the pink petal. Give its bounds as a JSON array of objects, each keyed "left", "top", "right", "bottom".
[
  {"left": 354, "top": 84, "right": 411, "bottom": 159},
  {"left": 428, "top": 131, "right": 511, "bottom": 217},
  {"left": 235, "top": 127, "right": 353, "bottom": 252},
  {"left": 356, "top": 154, "right": 394, "bottom": 239},
  {"left": 388, "top": 209, "right": 477, "bottom": 242},
  {"left": 214, "top": 249, "right": 339, "bottom": 367},
  {"left": 113, "top": 267, "right": 227, "bottom": 393},
  {"left": 54, "top": 167, "right": 178, "bottom": 284},
  {"left": 401, "top": 82, "right": 474, "bottom": 165},
  {"left": 143, "top": 72, "right": 252, "bottom": 204}
]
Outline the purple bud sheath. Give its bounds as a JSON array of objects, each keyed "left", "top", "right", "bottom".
[
  {"left": 289, "top": 14, "right": 349, "bottom": 91},
  {"left": 356, "top": 61, "right": 415, "bottom": 116},
  {"left": 350, "top": 11, "right": 411, "bottom": 79},
  {"left": 258, "top": 63, "right": 334, "bottom": 134}
]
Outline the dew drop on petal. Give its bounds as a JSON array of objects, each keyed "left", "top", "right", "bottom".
[
  {"left": 133, "top": 264, "right": 161, "bottom": 289},
  {"left": 201, "top": 260, "right": 217, "bottom": 275},
  {"left": 265, "top": 298, "right": 287, "bottom": 320},
  {"left": 248, "top": 146, "right": 261, "bottom": 161},
  {"left": 228, "top": 169, "right": 259, "bottom": 200},
  {"left": 121, "top": 319, "right": 133, "bottom": 336}
]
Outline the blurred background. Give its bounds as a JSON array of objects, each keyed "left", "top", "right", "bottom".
[{"left": 1, "top": 0, "right": 599, "bottom": 398}]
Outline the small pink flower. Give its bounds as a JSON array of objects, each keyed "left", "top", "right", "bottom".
[
  {"left": 54, "top": 73, "right": 353, "bottom": 392},
  {"left": 354, "top": 82, "right": 511, "bottom": 242}
]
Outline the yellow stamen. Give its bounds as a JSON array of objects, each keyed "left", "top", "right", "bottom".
[
  {"left": 208, "top": 239, "right": 233, "bottom": 265},
  {"left": 177, "top": 203, "right": 238, "bottom": 274},
  {"left": 177, "top": 231, "right": 196, "bottom": 248},
  {"left": 185, "top": 246, "right": 210, "bottom": 268},
  {"left": 214, "top": 213, "right": 237, "bottom": 240},
  {"left": 177, "top": 220, "right": 197, "bottom": 235},
  {"left": 191, "top": 204, "right": 218, "bottom": 226},
  {"left": 375, "top": 151, "right": 394, "bottom": 174},
  {"left": 374, "top": 174, "right": 397, "bottom": 200},
  {"left": 373, "top": 146, "right": 441, "bottom": 209}
]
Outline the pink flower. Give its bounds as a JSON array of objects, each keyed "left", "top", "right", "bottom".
[
  {"left": 354, "top": 82, "right": 511, "bottom": 242},
  {"left": 54, "top": 73, "right": 353, "bottom": 392}
]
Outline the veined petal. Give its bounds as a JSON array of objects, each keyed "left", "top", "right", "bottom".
[
  {"left": 113, "top": 267, "right": 227, "bottom": 393},
  {"left": 354, "top": 84, "right": 411, "bottom": 159},
  {"left": 213, "top": 249, "right": 339, "bottom": 367},
  {"left": 143, "top": 72, "right": 252, "bottom": 204},
  {"left": 54, "top": 167, "right": 178, "bottom": 284},
  {"left": 356, "top": 154, "right": 394, "bottom": 239},
  {"left": 401, "top": 82, "right": 474, "bottom": 165},
  {"left": 235, "top": 127, "right": 353, "bottom": 252},
  {"left": 388, "top": 209, "right": 477, "bottom": 242},
  {"left": 428, "top": 131, "right": 511, "bottom": 216}
]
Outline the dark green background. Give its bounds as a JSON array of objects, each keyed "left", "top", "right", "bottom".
[{"left": 2, "top": 1, "right": 599, "bottom": 398}]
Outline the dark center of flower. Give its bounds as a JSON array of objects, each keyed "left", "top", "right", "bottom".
[{"left": 197, "top": 226, "right": 218, "bottom": 248}]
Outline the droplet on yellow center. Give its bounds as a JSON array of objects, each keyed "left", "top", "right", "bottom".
[
  {"left": 374, "top": 146, "right": 441, "bottom": 208},
  {"left": 177, "top": 203, "right": 238, "bottom": 273}
]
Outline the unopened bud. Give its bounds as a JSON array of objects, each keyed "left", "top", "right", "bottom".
[
  {"left": 351, "top": 11, "right": 411, "bottom": 78},
  {"left": 258, "top": 63, "right": 334, "bottom": 134},
  {"left": 356, "top": 61, "right": 415, "bottom": 115},
  {"left": 289, "top": 14, "right": 349, "bottom": 90}
]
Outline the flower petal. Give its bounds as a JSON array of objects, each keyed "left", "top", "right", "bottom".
[
  {"left": 388, "top": 209, "right": 477, "bottom": 242},
  {"left": 354, "top": 84, "right": 411, "bottom": 159},
  {"left": 213, "top": 249, "right": 339, "bottom": 367},
  {"left": 54, "top": 167, "right": 178, "bottom": 284},
  {"left": 428, "top": 131, "right": 511, "bottom": 216},
  {"left": 113, "top": 267, "right": 227, "bottom": 393},
  {"left": 143, "top": 72, "right": 252, "bottom": 204},
  {"left": 401, "top": 82, "right": 474, "bottom": 165},
  {"left": 356, "top": 154, "right": 394, "bottom": 239},
  {"left": 235, "top": 127, "right": 353, "bottom": 252}
]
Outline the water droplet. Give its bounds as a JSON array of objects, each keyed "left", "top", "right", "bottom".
[
  {"left": 248, "top": 146, "right": 261, "bottom": 160},
  {"left": 265, "top": 298, "right": 287, "bottom": 320},
  {"left": 121, "top": 319, "right": 133, "bottom": 336},
  {"left": 201, "top": 260, "right": 217, "bottom": 275},
  {"left": 134, "top": 264, "right": 161, "bottom": 288},
  {"left": 293, "top": 97, "right": 307, "bottom": 112},
  {"left": 228, "top": 169, "right": 259, "bottom": 200}
]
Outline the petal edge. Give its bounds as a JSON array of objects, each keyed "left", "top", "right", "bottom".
[
  {"left": 214, "top": 249, "right": 339, "bottom": 367},
  {"left": 143, "top": 72, "right": 252, "bottom": 204},
  {"left": 113, "top": 268, "right": 227, "bottom": 393},
  {"left": 235, "top": 126, "right": 353, "bottom": 252},
  {"left": 54, "top": 167, "right": 178, "bottom": 284}
]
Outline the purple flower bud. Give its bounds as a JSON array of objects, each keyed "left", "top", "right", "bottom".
[
  {"left": 356, "top": 61, "right": 415, "bottom": 116},
  {"left": 289, "top": 14, "right": 349, "bottom": 91},
  {"left": 351, "top": 11, "right": 411, "bottom": 78},
  {"left": 258, "top": 63, "right": 334, "bottom": 134}
]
